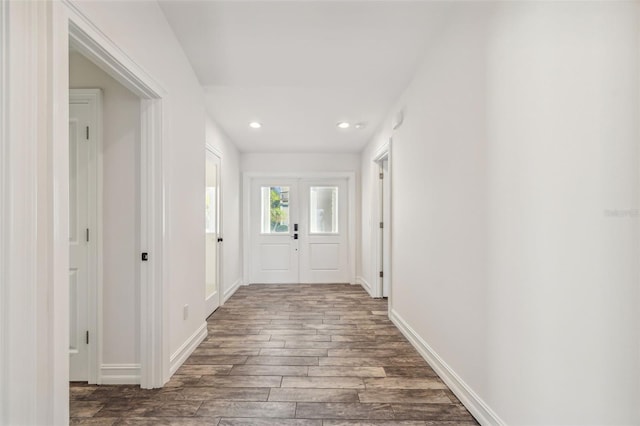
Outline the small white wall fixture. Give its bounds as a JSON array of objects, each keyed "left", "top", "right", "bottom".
[{"left": 66, "top": 1, "right": 169, "bottom": 389}]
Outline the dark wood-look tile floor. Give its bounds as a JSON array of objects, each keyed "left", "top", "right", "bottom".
[{"left": 70, "top": 284, "right": 479, "bottom": 425}]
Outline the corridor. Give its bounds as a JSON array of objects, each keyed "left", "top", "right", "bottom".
[{"left": 70, "top": 284, "right": 478, "bottom": 425}]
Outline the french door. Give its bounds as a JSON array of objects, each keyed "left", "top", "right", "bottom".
[{"left": 250, "top": 178, "right": 349, "bottom": 283}]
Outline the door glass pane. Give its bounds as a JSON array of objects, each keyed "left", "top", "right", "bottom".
[
  {"left": 261, "top": 186, "right": 290, "bottom": 233},
  {"left": 310, "top": 186, "right": 338, "bottom": 234}
]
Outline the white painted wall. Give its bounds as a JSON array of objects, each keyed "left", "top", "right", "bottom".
[
  {"left": 360, "top": 2, "right": 640, "bottom": 424},
  {"left": 206, "top": 118, "right": 243, "bottom": 299},
  {"left": 69, "top": 52, "right": 140, "bottom": 367}
]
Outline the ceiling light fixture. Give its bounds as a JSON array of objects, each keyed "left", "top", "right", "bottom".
[
  {"left": 354, "top": 122, "right": 367, "bottom": 129},
  {"left": 337, "top": 121, "right": 350, "bottom": 129},
  {"left": 249, "top": 121, "right": 262, "bottom": 129}
]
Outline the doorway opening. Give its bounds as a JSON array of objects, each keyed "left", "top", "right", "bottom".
[
  {"left": 69, "top": 40, "right": 145, "bottom": 385},
  {"left": 373, "top": 142, "right": 391, "bottom": 301},
  {"left": 205, "top": 146, "right": 222, "bottom": 316},
  {"left": 67, "top": 12, "right": 166, "bottom": 389}
]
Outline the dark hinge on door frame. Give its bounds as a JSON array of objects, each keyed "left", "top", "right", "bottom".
[
  {"left": 379, "top": 271, "right": 383, "bottom": 278},
  {"left": 86, "top": 228, "right": 90, "bottom": 242},
  {"left": 379, "top": 172, "right": 384, "bottom": 179},
  {"left": 379, "top": 222, "right": 383, "bottom": 229},
  {"left": 86, "top": 126, "right": 89, "bottom": 140},
  {"left": 86, "top": 330, "right": 89, "bottom": 344}
]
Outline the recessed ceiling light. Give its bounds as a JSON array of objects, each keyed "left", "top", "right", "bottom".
[
  {"left": 249, "top": 121, "right": 262, "bottom": 129},
  {"left": 354, "top": 122, "right": 367, "bottom": 129},
  {"left": 337, "top": 122, "right": 350, "bottom": 129}
]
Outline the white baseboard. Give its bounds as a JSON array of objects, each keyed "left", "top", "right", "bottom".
[
  {"left": 357, "top": 276, "right": 373, "bottom": 297},
  {"left": 169, "top": 321, "right": 207, "bottom": 376},
  {"left": 99, "top": 364, "right": 141, "bottom": 385},
  {"left": 389, "top": 309, "right": 505, "bottom": 426},
  {"left": 223, "top": 278, "right": 242, "bottom": 303}
]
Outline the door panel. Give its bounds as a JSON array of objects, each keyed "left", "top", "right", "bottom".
[
  {"left": 251, "top": 180, "right": 299, "bottom": 283},
  {"left": 205, "top": 150, "right": 221, "bottom": 315},
  {"left": 69, "top": 103, "right": 90, "bottom": 381},
  {"left": 299, "top": 179, "right": 348, "bottom": 283}
]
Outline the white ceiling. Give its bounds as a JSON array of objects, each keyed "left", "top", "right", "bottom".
[{"left": 158, "top": 1, "right": 450, "bottom": 153}]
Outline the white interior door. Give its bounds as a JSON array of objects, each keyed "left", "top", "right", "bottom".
[
  {"left": 250, "top": 179, "right": 299, "bottom": 283},
  {"left": 69, "top": 100, "right": 91, "bottom": 381},
  {"left": 205, "top": 150, "right": 221, "bottom": 315},
  {"left": 381, "top": 159, "right": 390, "bottom": 297},
  {"left": 299, "top": 179, "right": 349, "bottom": 283},
  {"left": 249, "top": 177, "right": 349, "bottom": 284}
]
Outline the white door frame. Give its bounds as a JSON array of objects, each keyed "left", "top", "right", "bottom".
[
  {"left": 372, "top": 140, "right": 392, "bottom": 302},
  {"left": 0, "top": 0, "right": 8, "bottom": 416},
  {"left": 69, "top": 89, "right": 102, "bottom": 384},
  {"left": 66, "top": 3, "right": 168, "bottom": 389},
  {"left": 243, "top": 172, "right": 357, "bottom": 285},
  {"left": 205, "top": 144, "right": 223, "bottom": 314}
]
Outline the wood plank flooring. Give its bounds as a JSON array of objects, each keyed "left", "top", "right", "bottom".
[{"left": 70, "top": 284, "right": 478, "bottom": 425}]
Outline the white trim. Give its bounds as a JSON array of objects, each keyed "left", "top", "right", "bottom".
[
  {"left": 373, "top": 141, "right": 391, "bottom": 163},
  {"left": 0, "top": 0, "right": 8, "bottom": 420},
  {"left": 169, "top": 322, "right": 207, "bottom": 376},
  {"left": 206, "top": 143, "right": 223, "bottom": 159},
  {"left": 3, "top": 2, "right": 64, "bottom": 423},
  {"left": 356, "top": 276, "right": 373, "bottom": 297},
  {"left": 65, "top": 4, "right": 168, "bottom": 389},
  {"left": 100, "top": 364, "right": 141, "bottom": 385},
  {"left": 347, "top": 174, "right": 357, "bottom": 285},
  {"left": 242, "top": 172, "right": 357, "bottom": 285},
  {"left": 69, "top": 89, "right": 103, "bottom": 385},
  {"left": 389, "top": 309, "right": 505, "bottom": 426},
  {"left": 224, "top": 278, "right": 243, "bottom": 303}
]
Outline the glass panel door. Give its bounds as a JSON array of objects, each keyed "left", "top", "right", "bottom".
[{"left": 250, "top": 179, "right": 299, "bottom": 283}]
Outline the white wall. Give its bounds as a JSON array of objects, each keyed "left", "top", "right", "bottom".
[
  {"left": 360, "top": 1, "right": 640, "bottom": 424},
  {"left": 69, "top": 52, "right": 141, "bottom": 368},
  {"left": 241, "top": 153, "right": 360, "bottom": 174},
  {"left": 207, "top": 118, "right": 243, "bottom": 299}
]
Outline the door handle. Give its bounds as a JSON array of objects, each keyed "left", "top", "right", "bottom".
[
  {"left": 217, "top": 237, "right": 223, "bottom": 242},
  {"left": 293, "top": 234, "right": 298, "bottom": 240}
]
